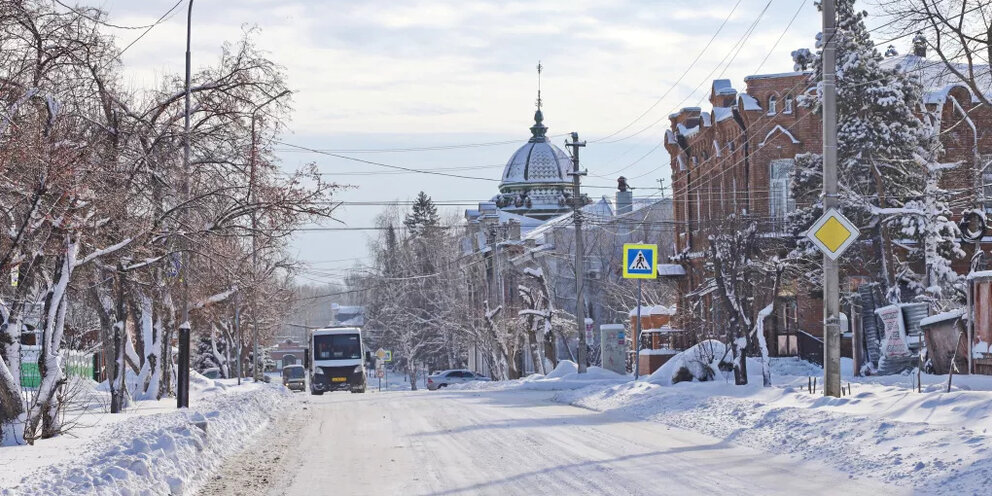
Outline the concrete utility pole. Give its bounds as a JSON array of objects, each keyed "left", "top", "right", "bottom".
[
  {"left": 822, "top": 0, "right": 842, "bottom": 397},
  {"left": 177, "top": 0, "right": 195, "bottom": 409},
  {"left": 566, "top": 132, "right": 588, "bottom": 373}
]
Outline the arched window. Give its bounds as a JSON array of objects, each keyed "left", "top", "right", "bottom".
[
  {"left": 767, "top": 95, "right": 778, "bottom": 115},
  {"left": 784, "top": 95, "right": 794, "bottom": 114}
]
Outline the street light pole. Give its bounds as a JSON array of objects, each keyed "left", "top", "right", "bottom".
[
  {"left": 247, "top": 90, "right": 290, "bottom": 382},
  {"left": 177, "top": 0, "right": 195, "bottom": 409}
]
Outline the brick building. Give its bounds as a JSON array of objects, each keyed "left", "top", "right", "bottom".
[{"left": 666, "top": 51, "right": 992, "bottom": 355}]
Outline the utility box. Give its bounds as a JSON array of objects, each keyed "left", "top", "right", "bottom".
[{"left": 600, "top": 324, "right": 627, "bottom": 375}]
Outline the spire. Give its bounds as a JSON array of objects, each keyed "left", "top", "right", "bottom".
[{"left": 529, "top": 61, "right": 547, "bottom": 142}]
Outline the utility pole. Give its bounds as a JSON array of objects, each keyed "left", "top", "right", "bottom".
[
  {"left": 177, "top": 0, "right": 195, "bottom": 409},
  {"left": 657, "top": 178, "right": 667, "bottom": 198},
  {"left": 566, "top": 132, "right": 588, "bottom": 373},
  {"left": 822, "top": 0, "right": 842, "bottom": 398}
]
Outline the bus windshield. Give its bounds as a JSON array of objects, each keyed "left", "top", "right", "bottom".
[{"left": 313, "top": 334, "right": 361, "bottom": 360}]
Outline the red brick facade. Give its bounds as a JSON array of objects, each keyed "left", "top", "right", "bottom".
[{"left": 667, "top": 60, "right": 992, "bottom": 349}]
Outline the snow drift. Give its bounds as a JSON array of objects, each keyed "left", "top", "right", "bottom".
[
  {"left": 1, "top": 382, "right": 290, "bottom": 496},
  {"left": 648, "top": 340, "right": 733, "bottom": 386}
]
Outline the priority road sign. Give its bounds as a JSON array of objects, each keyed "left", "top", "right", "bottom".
[
  {"left": 623, "top": 243, "right": 658, "bottom": 279},
  {"left": 807, "top": 208, "right": 860, "bottom": 260},
  {"left": 375, "top": 348, "right": 393, "bottom": 362}
]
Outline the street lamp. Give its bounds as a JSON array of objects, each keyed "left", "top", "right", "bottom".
[
  {"left": 249, "top": 89, "right": 291, "bottom": 381},
  {"left": 177, "top": 0, "right": 195, "bottom": 409}
]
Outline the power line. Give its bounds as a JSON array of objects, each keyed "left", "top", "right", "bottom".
[
  {"left": 112, "top": 0, "right": 185, "bottom": 63},
  {"left": 591, "top": 0, "right": 746, "bottom": 143}
]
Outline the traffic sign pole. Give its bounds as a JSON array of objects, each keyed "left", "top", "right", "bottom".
[
  {"left": 623, "top": 243, "right": 657, "bottom": 380},
  {"left": 635, "top": 278, "right": 642, "bottom": 380}
]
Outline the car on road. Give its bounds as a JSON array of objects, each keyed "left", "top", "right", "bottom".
[
  {"left": 427, "top": 369, "right": 490, "bottom": 390},
  {"left": 282, "top": 364, "right": 306, "bottom": 391}
]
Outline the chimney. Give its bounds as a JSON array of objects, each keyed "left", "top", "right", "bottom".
[
  {"left": 507, "top": 219, "right": 521, "bottom": 241},
  {"left": 617, "top": 190, "right": 633, "bottom": 215}
]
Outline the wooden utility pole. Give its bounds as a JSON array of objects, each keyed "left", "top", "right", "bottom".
[{"left": 566, "top": 132, "right": 588, "bottom": 373}]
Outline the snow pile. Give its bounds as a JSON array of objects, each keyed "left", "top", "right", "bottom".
[
  {"left": 555, "top": 358, "right": 992, "bottom": 494},
  {"left": 647, "top": 340, "right": 731, "bottom": 386},
  {"left": 450, "top": 361, "right": 627, "bottom": 392},
  {"left": 544, "top": 360, "right": 578, "bottom": 379},
  {"left": 1, "top": 382, "right": 290, "bottom": 496}
]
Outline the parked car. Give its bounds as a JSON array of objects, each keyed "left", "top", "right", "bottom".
[
  {"left": 427, "top": 369, "right": 490, "bottom": 390},
  {"left": 201, "top": 367, "right": 221, "bottom": 380},
  {"left": 282, "top": 364, "right": 306, "bottom": 391}
]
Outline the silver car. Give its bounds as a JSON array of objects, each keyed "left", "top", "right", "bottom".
[{"left": 426, "top": 369, "right": 490, "bottom": 390}]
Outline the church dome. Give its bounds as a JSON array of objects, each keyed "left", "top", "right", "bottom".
[
  {"left": 492, "top": 109, "right": 574, "bottom": 220},
  {"left": 499, "top": 110, "right": 572, "bottom": 189}
]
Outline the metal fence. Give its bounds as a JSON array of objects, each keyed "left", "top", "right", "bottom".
[{"left": 797, "top": 330, "right": 824, "bottom": 367}]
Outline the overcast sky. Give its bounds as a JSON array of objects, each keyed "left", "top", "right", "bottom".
[{"left": 94, "top": 0, "right": 896, "bottom": 286}]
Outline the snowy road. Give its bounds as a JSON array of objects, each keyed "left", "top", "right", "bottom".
[{"left": 247, "top": 389, "right": 908, "bottom": 496}]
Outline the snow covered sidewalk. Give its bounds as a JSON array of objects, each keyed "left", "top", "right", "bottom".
[
  {"left": 552, "top": 358, "right": 992, "bottom": 495},
  {"left": 0, "top": 377, "right": 291, "bottom": 496}
]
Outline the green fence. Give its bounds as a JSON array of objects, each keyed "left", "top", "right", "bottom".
[{"left": 19, "top": 349, "right": 94, "bottom": 389}]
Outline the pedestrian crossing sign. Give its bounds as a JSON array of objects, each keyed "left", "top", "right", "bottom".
[{"left": 623, "top": 244, "right": 658, "bottom": 279}]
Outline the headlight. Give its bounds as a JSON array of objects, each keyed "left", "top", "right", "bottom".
[
  {"left": 313, "top": 367, "right": 324, "bottom": 375},
  {"left": 353, "top": 365, "right": 363, "bottom": 373}
]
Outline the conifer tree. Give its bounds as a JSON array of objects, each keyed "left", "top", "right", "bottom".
[
  {"left": 789, "top": 0, "right": 962, "bottom": 304},
  {"left": 403, "top": 191, "right": 440, "bottom": 237}
]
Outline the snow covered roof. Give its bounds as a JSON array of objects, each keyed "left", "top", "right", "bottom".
[
  {"left": 712, "top": 107, "right": 734, "bottom": 123},
  {"left": 677, "top": 123, "right": 699, "bottom": 138},
  {"left": 665, "top": 129, "right": 678, "bottom": 145},
  {"left": 739, "top": 94, "right": 761, "bottom": 111},
  {"left": 657, "top": 263, "right": 686, "bottom": 276},
  {"left": 500, "top": 109, "right": 572, "bottom": 190},
  {"left": 919, "top": 309, "right": 964, "bottom": 328},
  {"left": 882, "top": 54, "right": 990, "bottom": 104},
  {"left": 712, "top": 79, "right": 736, "bottom": 96},
  {"left": 744, "top": 71, "right": 808, "bottom": 81},
  {"left": 649, "top": 305, "right": 676, "bottom": 315},
  {"left": 700, "top": 113, "right": 712, "bottom": 127}
]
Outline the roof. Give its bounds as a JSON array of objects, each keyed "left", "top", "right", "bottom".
[
  {"left": 712, "top": 79, "right": 736, "bottom": 96},
  {"left": 313, "top": 327, "right": 361, "bottom": 336},
  {"left": 500, "top": 110, "right": 572, "bottom": 190},
  {"left": 882, "top": 54, "right": 990, "bottom": 104},
  {"left": 712, "top": 107, "right": 734, "bottom": 123},
  {"left": 739, "top": 93, "right": 761, "bottom": 111},
  {"left": 744, "top": 71, "right": 809, "bottom": 81}
]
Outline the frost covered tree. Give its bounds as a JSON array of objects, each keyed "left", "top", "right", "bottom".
[
  {"left": 0, "top": 1, "right": 338, "bottom": 445},
  {"left": 707, "top": 216, "right": 776, "bottom": 386},
  {"left": 789, "top": 0, "right": 962, "bottom": 306}
]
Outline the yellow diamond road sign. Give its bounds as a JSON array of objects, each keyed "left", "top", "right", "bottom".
[{"left": 807, "top": 208, "right": 860, "bottom": 260}]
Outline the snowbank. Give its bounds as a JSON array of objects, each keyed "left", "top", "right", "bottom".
[
  {"left": 554, "top": 357, "right": 992, "bottom": 494},
  {"left": 450, "top": 361, "right": 628, "bottom": 392},
  {"left": 1, "top": 380, "right": 290, "bottom": 496},
  {"left": 647, "top": 340, "right": 730, "bottom": 386}
]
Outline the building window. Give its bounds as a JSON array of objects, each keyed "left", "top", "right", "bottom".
[
  {"left": 769, "top": 158, "right": 796, "bottom": 231},
  {"left": 678, "top": 155, "right": 686, "bottom": 171},
  {"left": 729, "top": 140, "right": 735, "bottom": 153},
  {"left": 784, "top": 95, "right": 794, "bottom": 114},
  {"left": 768, "top": 95, "right": 777, "bottom": 115}
]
